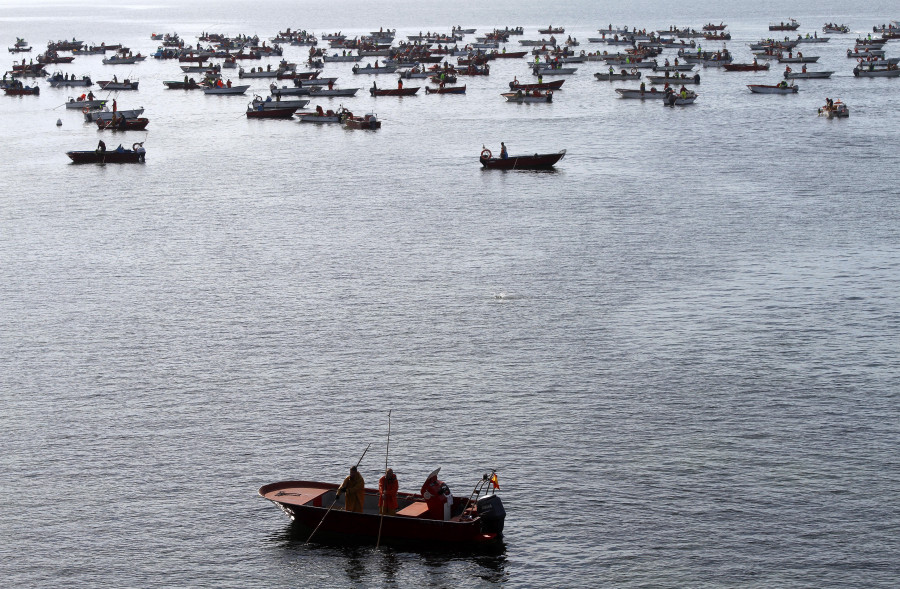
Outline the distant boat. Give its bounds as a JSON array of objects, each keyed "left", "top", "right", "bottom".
[{"left": 479, "top": 147, "right": 565, "bottom": 169}]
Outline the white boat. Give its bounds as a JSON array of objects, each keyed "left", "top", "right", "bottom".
[
  {"left": 238, "top": 67, "right": 281, "bottom": 78},
  {"left": 83, "top": 107, "right": 144, "bottom": 122},
  {"left": 853, "top": 65, "right": 900, "bottom": 77},
  {"left": 532, "top": 66, "right": 577, "bottom": 75},
  {"left": 307, "top": 87, "right": 359, "bottom": 97},
  {"left": 98, "top": 79, "right": 139, "bottom": 90},
  {"left": 501, "top": 90, "right": 553, "bottom": 102},
  {"left": 203, "top": 84, "right": 250, "bottom": 95},
  {"left": 65, "top": 97, "right": 106, "bottom": 109},
  {"left": 747, "top": 83, "right": 799, "bottom": 94},
  {"left": 615, "top": 87, "right": 666, "bottom": 99},
  {"left": 778, "top": 55, "right": 820, "bottom": 63},
  {"left": 784, "top": 70, "right": 833, "bottom": 79},
  {"left": 519, "top": 39, "right": 554, "bottom": 46}
]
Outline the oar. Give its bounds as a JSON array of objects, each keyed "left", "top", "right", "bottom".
[
  {"left": 305, "top": 443, "right": 371, "bottom": 545},
  {"left": 375, "top": 410, "right": 391, "bottom": 549}
]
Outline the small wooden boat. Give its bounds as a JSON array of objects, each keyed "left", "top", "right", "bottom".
[
  {"left": 4, "top": 84, "right": 39, "bottom": 95},
  {"left": 509, "top": 79, "right": 564, "bottom": 90},
  {"left": 647, "top": 73, "right": 700, "bottom": 84},
  {"left": 65, "top": 97, "right": 106, "bottom": 109},
  {"left": 722, "top": 62, "right": 769, "bottom": 71},
  {"left": 784, "top": 70, "right": 834, "bottom": 79},
  {"left": 83, "top": 107, "right": 145, "bottom": 122},
  {"left": 48, "top": 74, "right": 92, "bottom": 87},
  {"left": 424, "top": 85, "right": 466, "bottom": 94},
  {"left": 246, "top": 106, "right": 296, "bottom": 119},
  {"left": 747, "top": 83, "right": 799, "bottom": 94},
  {"left": 102, "top": 55, "right": 140, "bottom": 65},
  {"left": 778, "top": 55, "right": 820, "bottom": 63},
  {"left": 615, "top": 87, "right": 666, "bottom": 99},
  {"left": 163, "top": 80, "right": 203, "bottom": 90},
  {"left": 67, "top": 142, "right": 146, "bottom": 164},
  {"left": 818, "top": 99, "right": 849, "bottom": 118},
  {"left": 98, "top": 79, "right": 139, "bottom": 90},
  {"left": 352, "top": 63, "right": 398, "bottom": 74},
  {"left": 853, "top": 65, "right": 900, "bottom": 77},
  {"left": 653, "top": 64, "right": 696, "bottom": 72},
  {"left": 250, "top": 95, "right": 309, "bottom": 110},
  {"left": 297, "top": 107, "right": 347, "bottom": 123},
  {"left": 203, "top": 84, "right": 250, "bottom": 95},
  {"left": 480, "top": 147, "right": 565, "bottom": 169},
  {"left": 343, "top": 113, "right": 381, "bottom": 129},
  {"left": 663, "top": 88, "right": 697, "bottom": 105},
  {"left": 96, "top": 117, "right": 150, "bottom": 130},
  {"left": 259, "top": 474, "right": 504, "bottom": 547},
  {"left": 769, "top": 19, "right": 800, "bottom": 31},
  {"left": 307, "top": 87, "right": 360, "bottom": 97},
  {"left": 594, "top": 71, "right": 641, "bottom": 81},
  {"left": 532, "top": 66, "right": 577, "bottom": 75},
  {"left": 538, "top": 27, "right": 565, "bottom": 34},
  {"left": 501, "top": 90, "right": 552, "bottom": 102},
  {"left": 823, "top": 24, "right": 850, "bottom": 34},
  {"left": 370, "top": 86, "right": 419, "bottom": 96}
]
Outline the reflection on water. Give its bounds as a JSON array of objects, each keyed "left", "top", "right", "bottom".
[{"left": 262, "top": 522, "right": 508, "bottom": 585}]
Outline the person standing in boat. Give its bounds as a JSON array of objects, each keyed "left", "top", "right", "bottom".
[
  {"left": 378, "top": 468, "right": 399, "bottom": 516},
  {"left": 420, "top": 468, "right": 453, "bottom": 520},
  {"left": 500, "top": 142, "right": 508, "bottom": 159},
  {"left": 335, "top": 465, "right": 365, "bottom": 513}
]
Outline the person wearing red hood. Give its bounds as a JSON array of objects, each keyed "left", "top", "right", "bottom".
[
  {"left": 420, "top": 468, "right": 453, "bottom": 520},
  {"left": 378, "top": 468, "right": 399, "bottom": 516}
]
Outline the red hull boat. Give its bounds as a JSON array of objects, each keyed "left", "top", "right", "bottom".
[
  {"left": 96, "top": 117, "right": 150, "bottom": 130},
  {"left": 246, "top": 106, "right": 296, "bottom": 118},
  {"left": 509, "top": 79, "right": 564, "bottom": 91},
  {"left": 425, "top": 85, "right": 466, "bottom": 94},
  {"left": 258, "top": 477, "right": 504, "bottom": 548},
  {"left": 4, "top": 86, "right": 40, "bottom": 95},
  {"left": 723, "top": 63, "right": 770, "bottom": 71},
  {"left": 480, "top": 148, "right": 566, "bottom": 169}
]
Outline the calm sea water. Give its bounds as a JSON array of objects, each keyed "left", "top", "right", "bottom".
[{"left": 2, "top": 1, "right": 899, "bottom": 587}]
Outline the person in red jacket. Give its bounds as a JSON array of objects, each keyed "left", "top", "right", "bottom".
[
  {"left": 379, "top": 468, "right": 399, "bottom": 515},
  {"left": 420, "top": 468, "right": 453, "bottom": 520}
]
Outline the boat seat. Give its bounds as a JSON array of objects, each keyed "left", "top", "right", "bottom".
[{"left": 396, "top": 501, "right": 430, "bottom": 518}]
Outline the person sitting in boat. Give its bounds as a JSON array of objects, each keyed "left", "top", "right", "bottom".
[
  {"left": 420, "top": 468, "right": 453, "bottom": 520},
  {"left": 335, "top": 465, "right": 365, "bottom": 513},
  {"left": 379, "top": 469, "right": 399, "bottom": 516},
  {"left": 500, "top": 142, "right": 508, "bottom": 159}
]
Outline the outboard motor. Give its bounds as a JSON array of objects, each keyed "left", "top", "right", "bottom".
[{"left": 477, "top": 494, "right": 506, "bottom": 536}]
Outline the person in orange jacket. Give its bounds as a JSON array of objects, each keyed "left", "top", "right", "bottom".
[
  {"left": 336, "top": 466, "right": 365, "bottom": 513},
  {"left": 378, "top": 468, "right": 399, "bottom": 515}
]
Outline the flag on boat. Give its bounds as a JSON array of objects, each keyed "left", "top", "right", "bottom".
[{"left": 489, "top": 473, "right": 500, "bottom": 490}]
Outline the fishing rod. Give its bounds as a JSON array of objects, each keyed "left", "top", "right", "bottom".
[{"left": 376, "top": 410, "right": 391, "bottom": 549}]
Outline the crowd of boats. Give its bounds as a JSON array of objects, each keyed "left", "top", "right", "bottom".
[{"left": 4, "top": 18, "right": 899, "bottom": 167}]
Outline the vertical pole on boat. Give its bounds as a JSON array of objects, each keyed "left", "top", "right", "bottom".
[
  {"left": 375, "top": 410, "right": 391, "bottom": 549},
  {"left": 305, "top": 443, "right": 371, "bottom": 545}
]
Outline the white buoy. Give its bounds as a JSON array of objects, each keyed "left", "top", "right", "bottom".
[{"left": 56, "top": 118, "right": 62, "bottom": 126}]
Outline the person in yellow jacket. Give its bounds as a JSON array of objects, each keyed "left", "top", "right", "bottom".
[{"left": 336, "top": 466, "right": 365, "bottom": 512}]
